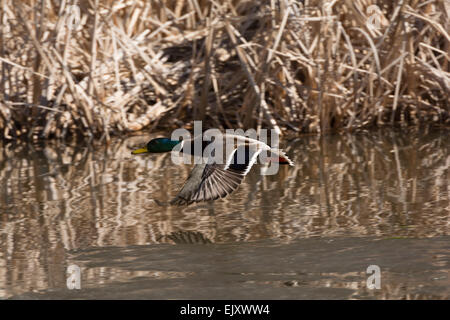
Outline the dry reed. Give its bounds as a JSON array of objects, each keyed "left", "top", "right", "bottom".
[{"left": 0, "top": 0, "right": 448, "bottom": 140}]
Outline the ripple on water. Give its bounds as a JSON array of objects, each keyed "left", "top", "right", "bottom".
[{"left": 0, "top": 129, "right": 449, "bottom": 298}]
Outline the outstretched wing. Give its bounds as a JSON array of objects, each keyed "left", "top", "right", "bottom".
[
  {"left": 170, "top": 146, "right": 261, "bottom": 205},
  {"left": 170, "top": 164, "right": 244, "bottom": 205}
]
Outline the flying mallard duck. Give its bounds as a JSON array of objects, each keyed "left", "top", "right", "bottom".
[{"left": 131, "top": 133, "right": 293, "bottom": 205}]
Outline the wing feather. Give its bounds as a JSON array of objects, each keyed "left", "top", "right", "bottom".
[
  {"left": 170, "top": 144, "right": 263, "bottom": 205},
  {"left": 170, "top": 164, "right": 246, "bottom": 205}
]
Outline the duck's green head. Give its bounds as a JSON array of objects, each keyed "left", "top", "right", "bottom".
[{"left": 131, "top": 138, "right": 181, "bottom": 154}]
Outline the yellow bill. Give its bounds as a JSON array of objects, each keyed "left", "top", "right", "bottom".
[{"left": 131, "top": 147, "right": 149, "bottom": 155}]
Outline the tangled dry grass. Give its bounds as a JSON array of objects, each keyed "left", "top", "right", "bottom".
[{"left": 0, "top": 0, "right": 449, "bottom": 141}]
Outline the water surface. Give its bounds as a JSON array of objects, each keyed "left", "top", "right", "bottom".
[{"left": 0, "top": 129, "right": 449, "bottom": 299}]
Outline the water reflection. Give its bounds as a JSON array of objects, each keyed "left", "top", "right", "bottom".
[{"left": 0, "top": 128, "right": 449, "bottom": 298}]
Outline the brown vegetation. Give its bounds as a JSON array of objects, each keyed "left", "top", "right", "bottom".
[{"left": 0, "top": 0, "right": 449, "bottom": 140}]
